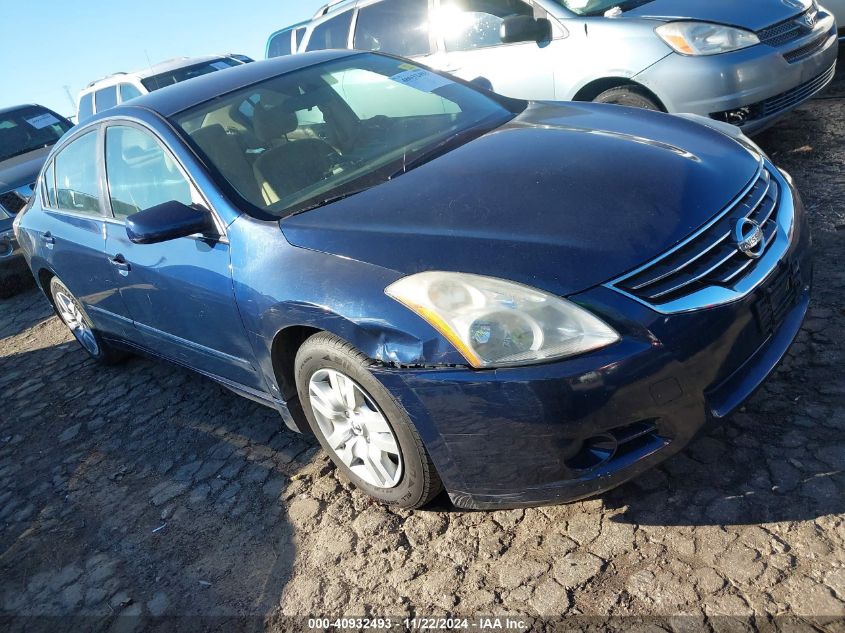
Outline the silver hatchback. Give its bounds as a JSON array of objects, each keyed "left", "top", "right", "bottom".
[{"left": 285, "top": 0, "right": 838, "bottom": 134}]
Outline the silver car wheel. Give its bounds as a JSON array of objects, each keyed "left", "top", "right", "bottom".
[
  {"left": 308, "top": 368, "right": 403, "bottom": 489},
  {"left": 55, "top": 291, "right": 99, "bottom": 357}
]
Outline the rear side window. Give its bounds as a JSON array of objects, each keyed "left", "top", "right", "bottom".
[
  {"left": 55, "top": 131, "right": 101, "bottom": 215},
  {"left": 118, "top": 83, "right": 143, "bottom": 102},
  {"left": 95, "top": 86, "right": 118, "bottom": 112},
  {"left": 78, "top": 93, "right": 94, "bottom": 121},
  {"left": 436, "top": 0, "right": 533, "bottom": 51},
  {"left": 354, "top": 0, "right": 432, "bottom": 57},
  {"left": 306, "top": 11, "right": 353, "bottom": 51},
  {"left": 294, "top": 27, "right": 306, "bottom": 49},
  {"left": 43, "top": 161, "right": 57, "bottom": 207},
  {"left": 105, "top": 125, "right": 193, "bottom": 219},
  {"left": 268, "top": 30, "right": 292, "bottom": 58}
]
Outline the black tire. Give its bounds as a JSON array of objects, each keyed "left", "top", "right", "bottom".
[
  {"left": 593, "top": 86, "right": 662, "bottom": 111},
  {"left": 295, "top": 332, "right": 443, "bottom": 509},
  {"left": 48, "top": 277, "right": 128, "bottom": 365}
]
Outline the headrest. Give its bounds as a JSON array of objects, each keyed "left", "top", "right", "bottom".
[
  {"left": 191, "top": 123, "right": 227, "bottom": 149},
  {"left": 253, "top": 103, "right": 298, "bottom": 143}
]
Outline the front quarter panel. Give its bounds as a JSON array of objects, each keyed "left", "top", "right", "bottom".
[
  {"left": 227, "top": 216, "right": 469, "bottom": 398},
  {"left": 560, "top": 18, "right": 672, "bottom": 100}
]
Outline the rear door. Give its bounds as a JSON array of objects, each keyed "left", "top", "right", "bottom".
[
  {"left": 101, "top": 121, "right": 261, "bottom": 388},
  {"left": 34, "top": 127, "right": 133, "bottom": 338}
]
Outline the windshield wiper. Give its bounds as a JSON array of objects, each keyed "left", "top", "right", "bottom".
[
  {"left": 390, "top": 124, "right": 495, "bottom": 179},
  {"left": 0, "top": 143, "right": 53, "bottom": 163},
  {"left": 286, "top": 186, "right": 374, "bottom": 218}
]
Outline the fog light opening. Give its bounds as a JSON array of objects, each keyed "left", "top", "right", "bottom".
[
  {"left": 711, "top": 106, "right": 752, "bottom": 126},
  {"left": 566, "top": 434, "right": 618, "bottom": 472}
]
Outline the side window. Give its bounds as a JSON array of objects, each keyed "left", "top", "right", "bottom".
[
  {"left": 43, "top": 160, "right": 57, "bottom": 207},
  {"left": 354, "top": 0, "right": 432, "bottom": 57},
  {"left": 55, "top": 131, "right": 101, "bottom": 215},
  {"left": 435, "top": 0, "right": 533, "bottom": 51},
  {"left": 78, "top": 93, "right": 94, "bottom": 122},
  {"left": 95, "top": 86, "right": 118, "bottom": 112},
  {"left": 118, "top": 83, "right": 143, "bottom": 103},
  {"left": 268, "top": 29, "right": 292, "bottom": 58},
  {"left": 305, "top": 11, "right": 353, "bottom": 51},
  {"left": 105, "top": 126, "right": 193, "bottom": 220}
]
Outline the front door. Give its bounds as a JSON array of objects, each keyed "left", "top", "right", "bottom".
[
  {"left": 102, "top": 122, "right": 262, "bottom": 389},
  {"left": 425, "top": 0, "right": 562, "bottom": 100}
]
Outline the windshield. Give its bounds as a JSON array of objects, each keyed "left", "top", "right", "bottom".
[
  {"left": 141, "top": 58, "right": 243, "bottom": 92},
  {"left": 0, "top": 106, "right": 72, "bottom": 162},
  {"left": 552, "top": 0, "right": 655, "bottom": 16},
  {"left": 174, "top": 54, "right": 519, "bottom": 219}
]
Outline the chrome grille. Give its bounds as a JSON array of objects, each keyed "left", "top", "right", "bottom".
[
  {"left": 0, "top": 190, "right": 27, "bottom": 215},
  {"left": 758, "top": 9, "right": 814, "bottom": 47},
  {"left": 0, "top": 183, "right": 35, "bottom": 215},
  {"left": 783, "top": 30, "right": 830, "bottom": 63},
  {"left": 613, "top": 167, "right": 781, "bottom": 307}
]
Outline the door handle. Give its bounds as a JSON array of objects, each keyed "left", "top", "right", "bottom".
[
  {"left": 41, "top": 233, "right": 55, "bottom": 249},
  {"left": 109, "top": 254, "right": 131, "bottom": 276}
]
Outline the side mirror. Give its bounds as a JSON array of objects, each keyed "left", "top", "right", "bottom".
[
  {"left": 125, "top": 200, "right": 213, "bottom": 245},
  {"left": 470, "top": 76, "right": 494, "bottom": 92},
  {"left": 500, "top": 16, "right": 552, "bottom": 44}
]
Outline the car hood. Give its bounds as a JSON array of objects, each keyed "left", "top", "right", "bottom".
[
  {"left": 281, "top": 102, "right": 761, "bottom": 298},
  {"left": 0, "top": 145, "right": 51, "bottom": 191},
  {"left": 622, "top": 0, "right": 807, "bottom": 31}
]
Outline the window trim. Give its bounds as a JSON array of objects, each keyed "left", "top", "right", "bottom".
[
  {"left": 47, "top": 125, "right": 109, "bottom": 219},
  {"left": 41, "top": 160, "right": 57, "bottom": 208},
  {"left": 100, "top": 118, "right": 228, "bottom": 241}
]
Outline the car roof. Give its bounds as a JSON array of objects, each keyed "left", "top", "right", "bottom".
[
  {"left": 0, "top": 103, "right": 51, "bottom": 116},
  {"left": 269, "top": 19, "right": 309, "bottom": 36},
  {"left": 82, "top": 54, "right": 244, "bottom": 92},
  {"left": 101, "top": 49, "right": 359, "bottom": 119},
  {"left": 313, "top": 0, "right": 356, "bottom": 19}
]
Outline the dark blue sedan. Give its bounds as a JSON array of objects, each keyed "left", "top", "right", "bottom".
[{"left": 14, "top": 50, "right": 811, "bottom": 509}]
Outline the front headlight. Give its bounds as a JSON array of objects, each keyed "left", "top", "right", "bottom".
[
  {"left": 656, "top": 22, "right": 760, "bottom": 56},
  {"left": 385, "top": 272, "right": 619, "bottom": 368}
]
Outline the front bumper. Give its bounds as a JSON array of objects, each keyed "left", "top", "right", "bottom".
[
  {"left": 374, "top": 175, "right": 812, "bottom": 509},
  {"left": 638, "top": 14, "right": 838, "bottom": 134},
  {"left": 0, "top": 226, "right": 24, "bottom": 269}
]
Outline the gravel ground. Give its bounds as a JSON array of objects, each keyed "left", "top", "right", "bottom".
[{"left": 1, "top": 69, "right": 844, "bottom": 632}]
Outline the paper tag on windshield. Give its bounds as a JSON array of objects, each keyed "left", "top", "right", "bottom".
[
  {"left": 25, "top": 113, "right": 60, "bottom": 129},
  {"left": 389, "top": 69, "right": 452, "bottom": 93}
]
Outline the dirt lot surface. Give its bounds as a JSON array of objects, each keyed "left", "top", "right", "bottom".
[{"left": 2, "top": 69, "right": 845, "bottom": 632}]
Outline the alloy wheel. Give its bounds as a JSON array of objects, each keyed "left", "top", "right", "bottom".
[
  {"left": 308, "top": 368, "right": 402, "bottom": 488},
  {"left": 54, "top": 291, "right": 99, "bottom": 356}
]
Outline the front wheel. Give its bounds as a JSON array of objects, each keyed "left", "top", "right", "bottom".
[
  {"left": 49, "top": 277, "right": 127, "bottom": 364},
  {"left": 593, "top": 86, "right": 662, "bottom": 111},
  {"left": 295, "top": 332, "right": 443, "bottom": 509}
]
